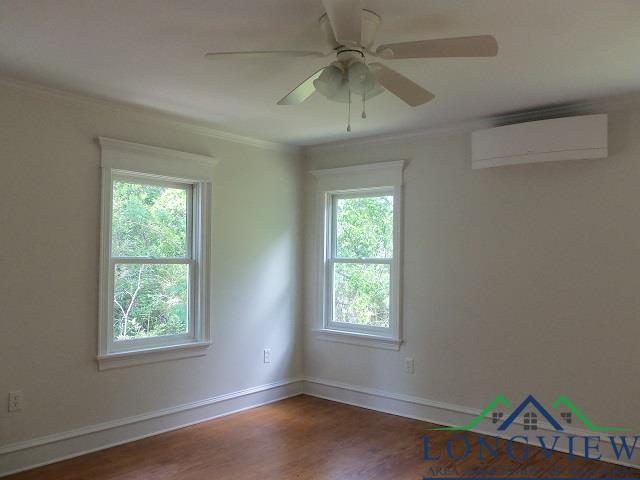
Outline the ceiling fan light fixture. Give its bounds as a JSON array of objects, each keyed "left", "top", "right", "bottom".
[
  {"left": 205, "top": 1, "right": 498, "bottom": 130},
  {"left": 313, "top": 63, "right": 344, "bottom": 99},
  {"left": 347, "top": 61, "right": 376, "bottom": 95}
]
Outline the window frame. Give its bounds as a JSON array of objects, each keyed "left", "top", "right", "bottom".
[
  {"left": 325, "top": 189, "right": 394, "bottom": 335},
  {"left": 109, "top": 173, "right": 196, "bottom": 353},
  {"left": 311, "top": 161, "right": 404, "bottom": 350},
  {"left": 97, "top": 137, "right": 217, "bottom": 370}
]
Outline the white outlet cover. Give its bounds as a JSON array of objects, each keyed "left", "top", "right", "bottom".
[
  {"left": 404, "top": 357, "right": 414, "bottom": 374},
  {"left": 8, "top": 390, "right": 23, "bottom": 412},
  {"left": 263, "top": 349, "right": 271, "bottom": 364}
]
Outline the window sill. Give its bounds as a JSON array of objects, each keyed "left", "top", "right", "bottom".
[
  {"left": 96, "top": 341, "right": 211, "bottom": 371},
  {"left": 312, "top": 329, "right": 402, "bottom": 351}
]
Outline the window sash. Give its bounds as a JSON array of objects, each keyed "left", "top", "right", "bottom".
[
  {"left": 330, "top": 258, "right": 392, "bottom": 264},
  {"left": 330, "top": 190, "right": 394, "bottom": 261},
  {"left": 112, "top": 173, "right": 194, "bottom": 260},
  {"left": 112, "top": 173, "right": 193, "bottom": 190},
  {"left": 107, "top": 174, "right": 197, "bottom": 352},
  {"left": 324, "top": 190, "right": 395, "bottom": 334},
  {"left": 110, "top": 259, "right": 196, "bottom": 350},
  {"left": 327, "top": 259, "right": 392, "bottom": 333},
  {"left": 112, "top": 257, "right": 193, "bottom": 264}
]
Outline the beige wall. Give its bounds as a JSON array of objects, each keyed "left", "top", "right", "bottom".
[
  {"left": 304, "top": 110, "right": 640, "bottom": 430},
  {"left": 0, "top": 81, "right": 303, "bottom": 446},
  {"left": 3, "top": 74, "right": 640, "bottom": 467}
]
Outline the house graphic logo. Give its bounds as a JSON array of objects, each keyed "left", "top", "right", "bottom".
[
  {"left": 431, "top": 394, "right": 627, "bottom": 433},
  {"left": 421, "top": 393, "right": 639, "bottom": 476}
]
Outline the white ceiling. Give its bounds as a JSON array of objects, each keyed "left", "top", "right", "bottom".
[{"left": 1, "top": 0, "right": 640, "bottom": 146}]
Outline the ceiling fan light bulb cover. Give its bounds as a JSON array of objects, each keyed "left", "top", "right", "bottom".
[
  {"left": 348, "top": 61, "right": 376, "bottom": 95},
  {"left": 314, "top": 64, "right": 344, "bottom": 99}
]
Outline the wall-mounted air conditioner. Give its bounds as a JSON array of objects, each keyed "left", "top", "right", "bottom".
[{"left": 471, "top": 114, "right": 608, "bottom": 169}]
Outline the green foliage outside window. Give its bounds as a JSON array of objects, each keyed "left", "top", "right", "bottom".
[
  {"left": 112, "top": 181, "right": 189, "bottom": 340},
  {"left": 336, "top": 195, "right": 393, "bottom": 258},
  {"left": 333, "top": 195, "right": 393, "bottom": 328},
  {"left": 110, "top": 185, "right": 394, "bottom": 337}
]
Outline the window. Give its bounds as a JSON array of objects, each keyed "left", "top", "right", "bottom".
[
  {"left": 312, "top": 161, "right": 403, "bottom": 350},
  {"left": 523, "top": 412, "right": 538, "bottom": 430},
  {"left": 97, "top": 137, "right": 217, "bottom": 369},
  {"left": 492, "top": 412, "right": 504, "bottom": 424},
  {"left": 111, "top": 178, "right": 192, "bottom": 343},
  {"left": 330, "top": 193, "right": 393, "bottom": 329}
]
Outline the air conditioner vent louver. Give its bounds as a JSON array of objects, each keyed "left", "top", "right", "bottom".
[{"left": 472, "top": 114, "right": 608, "bottom": 169}]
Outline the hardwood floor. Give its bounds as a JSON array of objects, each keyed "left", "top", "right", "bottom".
[{"left": 6, "top": 395, "right": 640, "bottom": 479}]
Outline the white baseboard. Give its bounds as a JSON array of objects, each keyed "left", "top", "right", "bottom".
[
  {"left": 3, "top": 376, "right": 637, "bottom": 477},
  {"left": 302, "top": 377, "right": 640, "bottom": 470},
  {"left": 0, "top": 378, "right": 303, "bottom": 478}
]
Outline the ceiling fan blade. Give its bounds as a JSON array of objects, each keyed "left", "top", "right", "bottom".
[
  {"left": 369, "top": 63, "right": 434, "bottom": 106},
  {"left": 205, "top": 50, "right": 326, "bottom": 60},
  {"left": 277, "top": 67, "right": 326, "bottom": 105},
  {"left": 376, "top": 35, "right": 498, "bottom": 59},
  {"left": 321, "top": 0, "right": 362, "bottom": 46}
]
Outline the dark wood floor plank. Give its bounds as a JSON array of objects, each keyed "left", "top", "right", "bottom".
[{"left": 5, "top": 395, "right": 639, "bottom": 479}]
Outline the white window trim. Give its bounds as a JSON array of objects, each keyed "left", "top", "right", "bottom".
[
  {"left": 311, "top": 161, "right": 404, "bottom": 350},
  {"left": 97, "top": 137, "right": 219, "bottom": 370}
]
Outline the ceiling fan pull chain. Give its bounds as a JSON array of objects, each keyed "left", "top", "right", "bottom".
[
  {"left": 361, "top": 91, "right": 367, "bottom": 119},
  {"left": 346, "top": 88, "right": 352, "bottom": 132}
]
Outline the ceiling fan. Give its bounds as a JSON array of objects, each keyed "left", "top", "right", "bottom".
[{"left": 205, "top": 0, "right": 498, "bottom": 131}]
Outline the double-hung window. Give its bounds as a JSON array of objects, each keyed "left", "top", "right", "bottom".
[
  {"left": 97, "top": 138, "right": 217, "bottom": 369},
  {"left": 312, "top": 161, "right": 403, "bottom": 350}
]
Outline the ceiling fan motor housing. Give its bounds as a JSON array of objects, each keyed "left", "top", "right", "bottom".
[{"left": 319, "top": 9, "right": 381, "bottom": 50}]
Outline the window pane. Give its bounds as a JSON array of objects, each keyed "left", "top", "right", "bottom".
[
  {"left": 112, "top": 180, "right": 188, "bottom": 257},
  {"left": 333, "top": 263, "right": 390, "bottom": 328},
  {"left": 113, "top": 263, "right": 189, "bottom": 340},
  {"left": 335, "top": 195, "right": 393, "bottom": 258}
]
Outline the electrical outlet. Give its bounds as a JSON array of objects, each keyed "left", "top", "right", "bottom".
[
  {"left": 263, "top": 349, "right": 272, "bottom": 364},
  {"left": 8, "top": 390, "right": 23, "bottom": 412},
  {"left": 404, "top": 357, "right": 414, "bottom": 374}
]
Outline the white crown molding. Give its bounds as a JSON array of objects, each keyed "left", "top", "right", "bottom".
[
  {"left": 0, "top": 75, "right": 301, "bottom": 155},
  {"left": 304, "top": 118, "right": 494, "bottom": 154},
  {"left": 5, "top": 73, "right": 640, "bottom": 157},
  {"left": 304, "top": 92, "right": 640, "bottom": 154},
  {"left": 0, "top": 378, "right": 304, "bottom": 477}
]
